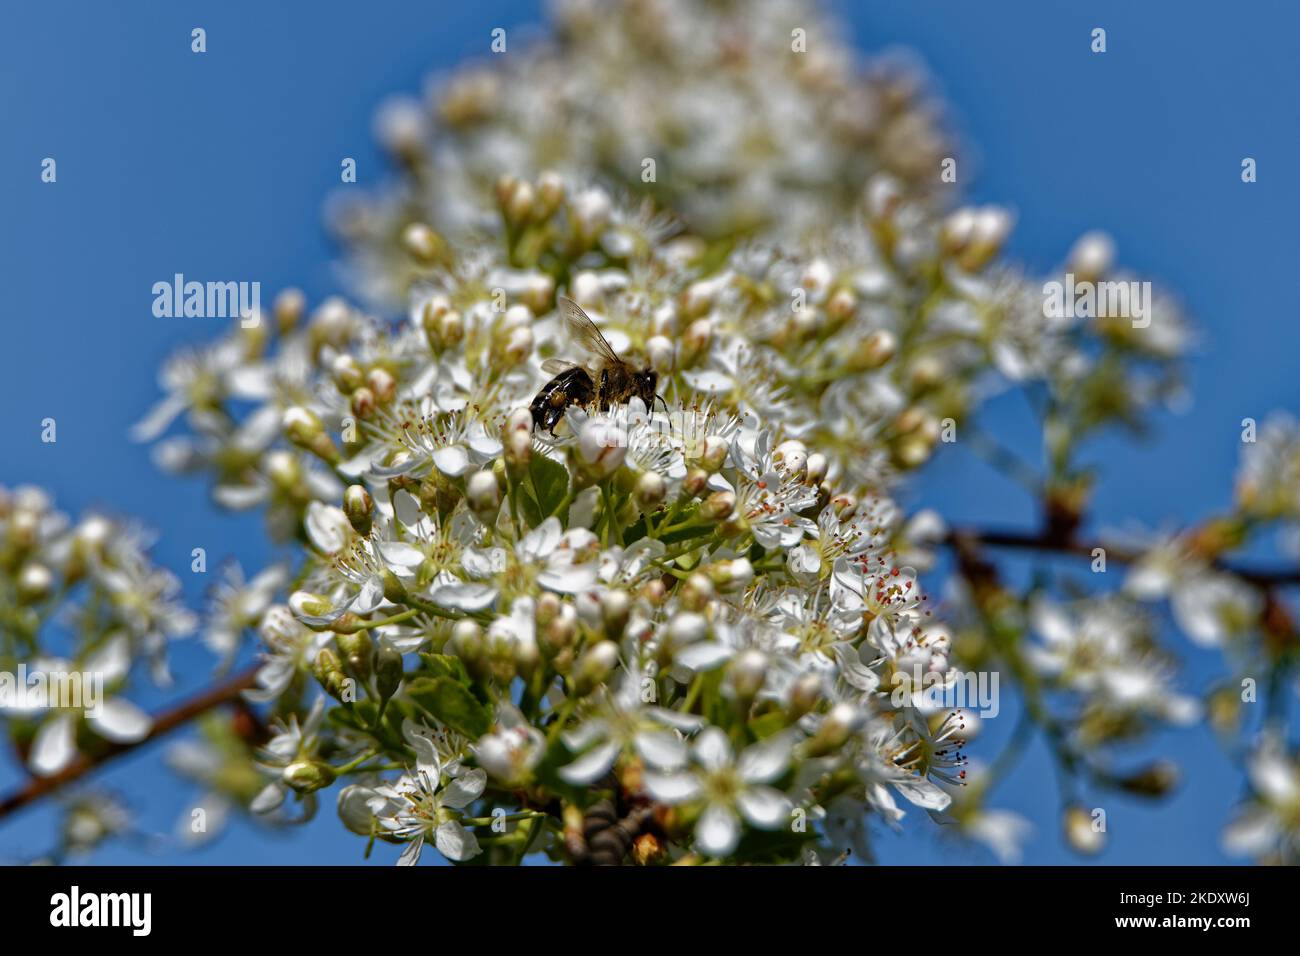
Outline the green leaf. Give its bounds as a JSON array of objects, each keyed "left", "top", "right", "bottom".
[
  {"left": 529, "top": 453, "right": 571, "bottom": 521},
  {"left": 418, "top": 653, "right": 470, "bottom": 684},
  {"left": 747, "top": 710, "right": 789, "bottom": 741},
  {"left": 406, "top": 676, "right": 491, "bottom": 738}
]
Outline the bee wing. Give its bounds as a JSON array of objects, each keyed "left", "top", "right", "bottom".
[
  {"left": 559, "top": 296, "right": 622, "bottom": 366},
  {"left": 541, "top": 358, "right": 580, "bottom": 375}
]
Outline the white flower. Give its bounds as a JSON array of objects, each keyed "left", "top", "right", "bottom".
[
  {"left": 558, "top": 666, "right": 703, "bottom": 785},
  {"left": 1222, "top": 736, "right": 1300, "bottom": 863},
  {"left": 370, "top": 720, "right": 486, "bottom": 865},
  {"left": 21, "top": 639, "right": 154, "bottom": 777},
  {"left": 473, "top": 703, "right": 545, "bottom": 787},
  {"left": 204, "top": 563, "right": 289, "bottom": 663},
  {"left": 250, "top": 698, "right": 328, "bottom": 813},
  {"left": 644, "top": 727, "right": 794, "bottom": 857},
  {"left": 436, "top": 516, "right": 598, "bottom": 610}
]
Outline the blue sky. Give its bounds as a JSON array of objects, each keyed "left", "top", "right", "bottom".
[{"left": 1, "top": 0, "right": 1296, "bottom": 864}]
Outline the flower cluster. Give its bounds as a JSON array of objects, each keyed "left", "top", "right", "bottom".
[
  {"left": 4, "top": 0, "right": 1296, "bottom": 867},
  {"left": 152, "top": 243, "right": 982, "bottom": 861},
  {"left": 334, "top": 0, "right": 952, "bottom": 304},
  {"left": 0, "top": 486, "right": 192, "bottom": 776}
]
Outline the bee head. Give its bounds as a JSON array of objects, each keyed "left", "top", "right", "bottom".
[{"left": 634, "top": 369, "right": 659, "bottom": 409}]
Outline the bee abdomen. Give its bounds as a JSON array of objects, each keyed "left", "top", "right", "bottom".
[{"left": 575, "top": 799, "right": 628, "bottom": 866}]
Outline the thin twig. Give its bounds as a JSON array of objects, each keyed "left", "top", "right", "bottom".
[
  {"left": 0, "top": 665, "right": 261, "bottom": 820},
  {"left": 943, "top": 527, "right": 1300, "bottom": 587}
]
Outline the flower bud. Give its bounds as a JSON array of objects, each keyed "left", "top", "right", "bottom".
[
  {"left": 310, "top": 298, "right": 353, "bottom": 350},
  {"left": 798, "top": 259, "right": 831, "bottom": 297},
  {"left": 680, "top": 319, "right": 712, "bottom": 367},
  {"left": 1063, "top": 805, "right": 1106, "bottom": 855},
  {"left": 774, "top": 440, "right": 808, "bottom": 479},
  {"left": 571, "top": 187, "right": 611, "bottom": 239},
  {"left": 805, "top": 702, "right": 860, "bottom": 756},
  {"left": 520, "top": 274, "right": 555, "bottom": 314},
  {"left": 640, "top": 578, "right": 667, "bottom": 606},
  {"left": 283, "top": 406, "right": 340, "bottom": 464},
  {"left": 848, "top": 329, "right": 897, "bottom": 371},
  {"left": 451, "top": 620, "right": 486, "bottom": 677},
  {"left": 365, "top": 367, "right": 398, "bottom": 405},
  {"left": 501, "top": 325, "right": 534, "bottom": 367},
  {"left": 573, "top": 641, "right": 620, "bottom": 696},
  {"left": 274, "top": 288, "right": 306, "bottom": 334},
  {"left": 907, "top": 356, "right": 946, "bottom": 392},
  {"left": 700, "top": 435, "right": 729, "bottom": 473},
  {"left": 290, "top": 590, "right": 333, "bottom": 622},
  {"left": 894, "top": 433, "right": 936, "bottom": 469},
  {"left": 401, "top": 222, "right": 445, "bottom": 265},
  {"left": 958, "top": 207, "right": 1012, "bottom": 272},
  {"left": 1068, "top": 231, "right": 1115, "bottom": 285},
  {"left": 536, "top": 171, "right": 565, "bottom": 216},
  {"left": 485, "top": 630, "right": 519, "bottom": 684},
  {"left": 535, "top": 592, "right": 562, "bottom": 627},
  {"left": 503, "top": 408, "right": 534, "bottom": 474},
  {"left": 541, "top": 605, "right": 578, "bottom": 658},
  {"left": 466, "top": 469, "right": 502, "bottom": 521},
  {"left": 338, "top": 785, "right": 380, "bottom": 837},
  {"left": 786, "top": 672, "right": 823, "bottom": 719},
  {"left": 350, "top": 387, "right": 376, "bottom": 421},
  {"left": 17, "top": 563, "right": 53, "bottom": 604},
  {"left": 700, "top": 490, "right": 736, "bottom": 521},
  {"left": 682, "top": 466, "right": 710, "bottom": 498},
  {"left": 601, "top": 589, "right": 631, "bottom": 638},
  {"left": 667, "top": 612, "right": 709, "bottom": 645},
  {"left": 825, "top": 288, "right": 857, "bottom": 327},
  {"left": 646, "top": 335, "right": 675, "bottom": 375},
  {"left": 939, "top": 208, "right": 977, "bottom": 257},
  {"left": 506, "top": 180, "right": 535, "bottom": 225},
  {"left": 726, "top": 649, "right": 768, "bottom": 701},
  {"left": 343, "top": 484, "right": 374, "bottom": 535},
  {"left": 331, "top": 354, "right": 364, "bottom": 394},
  {"left": 706, "top": 558, "right": 753, "bottom": 592},
  {"left": 867, "top": 174, "right": 903, "bottom": 221},
  {"left": 283, "top": 759, "right": 337, "bottom": 794},
  {"left": 634, "top": 471, "right": 667, "bottom": 512},
  {"left": 335, "top": 630, "right": 374, "bottom": 683},
  {"left": 804, "top": 453, "right": 829, "bottom": 486},
  {"left": 679, "top": 278, "right": 720, "bottom": 320},
  {"left": 373, "top": 642, "right": 404, "bottom": 703},
  {"left": 315, "top": 648, "right": 352, "bottom": 702},
  {"left": 680, "top": 573, "right": 715, "bottom": 612}
]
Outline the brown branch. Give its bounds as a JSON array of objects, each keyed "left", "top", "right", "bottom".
[
  {"left": 943, "top": 527, "right": 1300, "bottom": 587},
  {"left": 0, "top": 665, "right": 260, "bottom": 820}
]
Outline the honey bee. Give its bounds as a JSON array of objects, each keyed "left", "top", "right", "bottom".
[{"left": 530, "top": 297, "right": 661, "bottom": 433}]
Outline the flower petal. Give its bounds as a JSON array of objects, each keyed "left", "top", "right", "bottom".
[
  {"left": 30, "top": 713, "right": 78, "bottom": 776},
  {"left": 559, "top": 740, "right": 621, "bottom": 785},
  {"left": 442, "top": 769, "right": 488, "bottom": 809},
  {"left": 634, "top": 730, "right": 688, "bottom": 771},
  {"left": 738, "top": 733, "right": 792, "bottom": 784},
  {"left": 737, "top": 786, "right": 791, "bottom": 829},
  {"left": 643, "top": 770, "right": 703, "bottom": 804},
  {"left": 693, "top": 727, "right": 733, "bottom": 772},
  {"left": 88, "top": 698, "right": 153, "bottom": 743},
  {"left": 695, "top": 802, "right": 741, "bottom": 856},
  {"left": 435, "top": 821, "right": 481, "bottom": 861}
]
